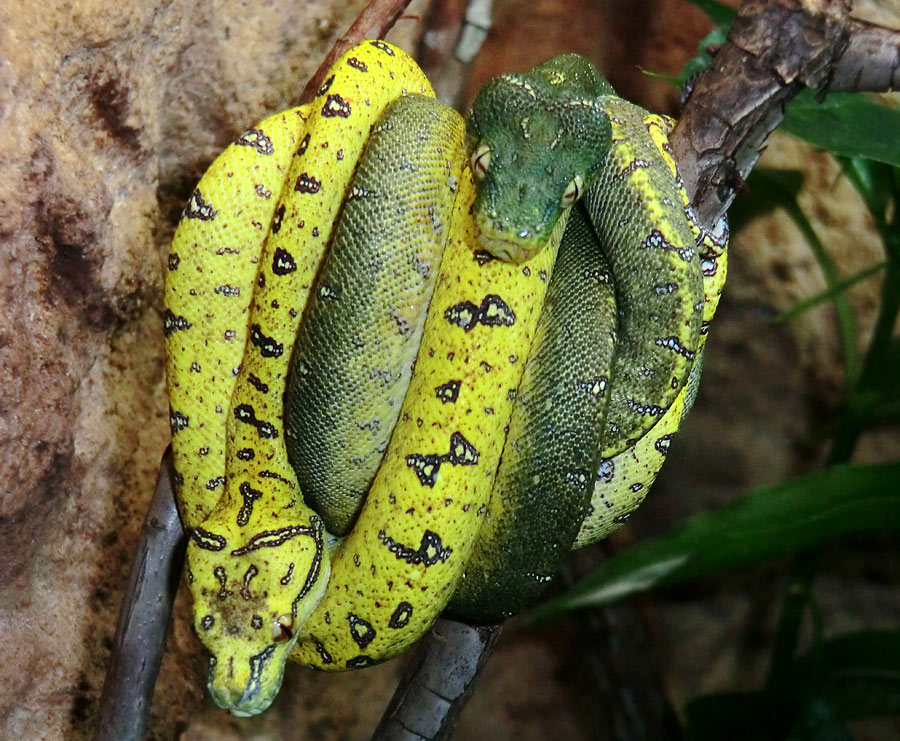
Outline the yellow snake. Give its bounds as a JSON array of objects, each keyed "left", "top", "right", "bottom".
[{"left": 164, "top": 40, "right": 727, "bottom": 715}]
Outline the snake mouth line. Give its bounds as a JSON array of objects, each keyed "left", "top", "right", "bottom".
[{"left": 473, "top": 218, "right": 544, "bottom": 265}]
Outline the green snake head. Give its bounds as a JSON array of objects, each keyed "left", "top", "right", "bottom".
[
  {"left": 466, "top": 54, "right": 615, "bottom": 263},
  {"left": 185, "top": 511, "right": 328, "bottom": 716}
]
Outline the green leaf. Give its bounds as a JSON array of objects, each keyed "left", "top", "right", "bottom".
[
  {"left": 675, "top": 2, "right": 731, "bottom": 87},
  {"left": 797, "top": 631, "right": 900, "bottom": 720},
  {"left": 782, "top": 91, "right": 900, "bottom": 166},
  {"left": 766, "top": 552, "right": 821, "bottom": 698},
  {"left": 822, "top": 677, "right": 900, "bottom": 719},
  {"left": 788, "top": 697, "right": 853, "bottom": 741},
  {"left": 776, "top": 261, "right": 887, "bottom": 323},
  {"left": 819, "top": 630, "right": 900, "bottom": 677},
  {"left": 686, "top": 0, "right": 736, "bottom": 27},
  {"left": 639, "top": 68, "right": 683, "bottom": 87},
  {"left": 849, "top": 337, "right": 900, "bottom": 430},
  {"left": 529, "top": 463, "right": 900, "bottom": 620},
  {"left": 838, "top": 158, "right": 900, "bottom": 265},
  {"left": 838, "top": 157, "right": 894, "bottom": 230},
  {"left": 681, "top": 27, "right": 730, "bottom": 83},
  {"left": 684, "top": 633, "right": 900, "bottom": 740}
]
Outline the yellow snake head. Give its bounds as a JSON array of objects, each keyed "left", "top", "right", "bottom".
[
  {"left": 465, "top": 54, "right": 614, "bottom": 264},
  {"left": 185, "top": 511, "right": 329, "bottom": 716}
]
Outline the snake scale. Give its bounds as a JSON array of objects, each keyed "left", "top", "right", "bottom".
[{"left": 164, "top": 40, "right": 727, "bottom": 716}]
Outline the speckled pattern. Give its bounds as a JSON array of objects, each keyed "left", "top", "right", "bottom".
[
  {"left": 446, "top": 74, "right": 728, "bottom": 623},
  {"left": 165, "top": 41, "right": 728, "bottom": 715},
  {"left": 283, "top": 95, "right": 466, "bottom": 536},
  {"left": 447, "top": 205, "right": 617, "bottom": 622},
  {"left": 166, "top": 41, "right": 440, "bottom": 715},
  {"left": 289, "top": 151, "right": 557, "bottom": 669},
  {"left": 573, "top": 113, "right": 728, "bottom": 547}
]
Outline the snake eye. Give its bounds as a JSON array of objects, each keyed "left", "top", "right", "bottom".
[
  {"left": 470, "top": 143, "right": 491, "bottom": 181},
  {"left": 560, "top": 175, "right": 584, "bottom": 207},
  {"left": 272, "top": 614, "right": 294, "bottom": 643}
]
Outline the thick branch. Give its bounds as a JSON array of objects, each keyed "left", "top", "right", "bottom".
[
  {"left": 672, "top": 0, "right": 854, "bottom": 226},
  {"left": 831, "top": 17, "right": 900, "bottom": 92}
]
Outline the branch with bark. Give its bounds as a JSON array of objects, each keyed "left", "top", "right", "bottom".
[{"left": 672, "top": 0, "right": 897, "bottom": 225}]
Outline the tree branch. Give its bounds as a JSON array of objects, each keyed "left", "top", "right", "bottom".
[
  {"left": 671, "top": 0, "right": 900, "bottom": 227},
  {"left": 95, "top": 448, "right": 186, "bottom": 741},
  {"left": 371, "top": 620, "right": 502, "bottom": 741},
  {"left": 831, "top": 17, "right": 900, "bottom": 92},
  {"left": 300, "top": 0, "right": 417, "bottom": 104}
]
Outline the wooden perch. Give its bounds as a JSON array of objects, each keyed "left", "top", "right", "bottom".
[
  {"left": 672, "top": 0, "right": 898, "bottom": 226},
  {"left": 95, "top": 448, "right": 185, "bottom": 741}
]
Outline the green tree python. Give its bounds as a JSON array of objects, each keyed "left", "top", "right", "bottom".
[{"left": 164, "top": 40, "right": 727, "bottom": 716}]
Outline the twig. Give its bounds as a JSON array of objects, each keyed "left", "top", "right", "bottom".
[
  {"left": 95, "top": 447, "right": 186, "bottom": 741},
  {"left": 299, "top": 0, "right": 417, "bottom": 104}
]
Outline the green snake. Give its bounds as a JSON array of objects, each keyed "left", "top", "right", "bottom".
[{"left": 164, "top": 40, "right": 727, "bottom": 716}]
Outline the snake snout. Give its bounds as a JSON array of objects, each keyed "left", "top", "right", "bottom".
[
  {"left": 206, "top": 642, "right": 287, "bottom": 717},
  {"left": 208, "top": 683, "right": 275, "bottom": 718},
  {"left": 473, "top": 213, "right": 543, "bottom": 264}
]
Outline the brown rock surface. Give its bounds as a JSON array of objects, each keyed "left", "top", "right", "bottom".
[{"left": 0, "top": 1, "right": 393, "bottom": 737}]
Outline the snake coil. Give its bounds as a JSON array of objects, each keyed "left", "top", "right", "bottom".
[{"left": 164, "top": 41, "right": 727, "bottom": 716}]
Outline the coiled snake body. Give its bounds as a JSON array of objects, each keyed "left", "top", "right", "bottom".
[{"left": 164, "top": 41, "right": 727, "bottom": 716}]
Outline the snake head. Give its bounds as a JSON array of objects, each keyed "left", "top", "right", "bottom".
[
  {"left": 185, "top": 512, "right": 328, "bottom": 716},
  {"left": 466, "top": 54, "right": 614, "bottom": 263}
]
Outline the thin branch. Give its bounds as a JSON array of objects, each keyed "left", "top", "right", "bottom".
[
  {"left": 95, "top": 448, "right": 186, "bottom": 741},
  {"left": 299, "top": 0, "right": 417, "bottom": 104}
]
